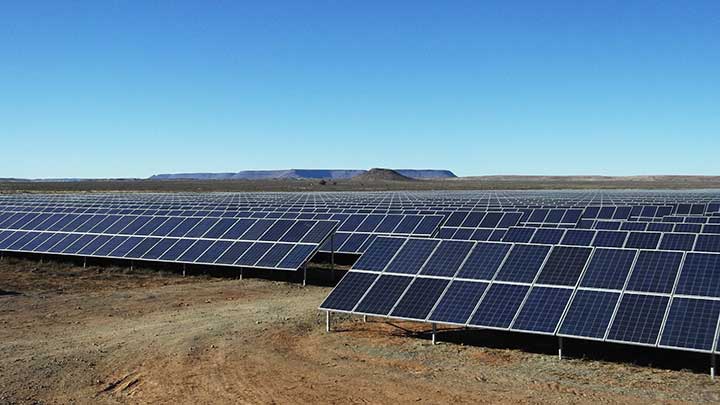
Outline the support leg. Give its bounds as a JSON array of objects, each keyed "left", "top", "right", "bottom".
[
  {"left": 363, "top": 315, "right": 367, "bottom": 323},
  {"left": 558, "top": 337, "right": 563, "bottom": 360},
  {"left": 302, "top": 263, "right": 307, "bottom": 287},
  {"left": 432, "top": 323, "right": 437, "bottom": 345},
  {"left": 83, "top": 258, "right": 86, "bottom": 268},
  {"left": 182, "top": 264, "right": 186, "bottom": 277},
  {"left": 239, "top": 268, "right": 243, "bottom": 280},
  {"left": 325, "top": 311, "right": 331, "bottom": 332},
  {"left": 712, "top": 354, "right": 716, "bottom": 380}
]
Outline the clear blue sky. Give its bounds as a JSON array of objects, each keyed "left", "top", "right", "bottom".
[{"left": 2, "top": 1, "right": 719, "bottom": 178}]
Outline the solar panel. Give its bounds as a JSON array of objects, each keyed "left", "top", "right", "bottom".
[
  {"left": 659, "top": 233, "right": 696, "bottom": 251},
  {"left": 390, "top": 278, "right": 450, "bottom": 320},
  {"left": 558, "top": 290, "right": 620, "bottom": 339},
  {"left": 534, "top": 246, "right": 592, "bottom": 286},
  {"left": 658, "top": 298, "right": 720, "bottom": 352},
  {"left": 675, "top": 253, "right": 720, "bottom": 298},
  {"left": 354, "top": 275, "right": 413, "bottom": 315},
  {"left": 351, "top": 237, "right": 405, "bottom": 271},
  {"left": 625, "top": 250, "right": 683, "bottom": 294},
  {"left": 468, "top": 283, "right": 529, "bottom": 329},
  {"left": 592, "top": 230, "right": 627, "bottom": 248},
  {"left": 606, "top": 294, "right": 669, "bottom": 345},
  {"left": 419, "top": 240, "right": 474, "bottom": 277},
  {"left": 428, "top": 281, "right": 488, "bottom": 324},
  {"left": 455, "top": 242, "right": 512, "bottom": 280},
  {"left": 561, "top": 230, "right": 595, "bottom": 246},
  {"left": 384, "top": 239, "right": 439, "bottom": 274},
  {"left": 624, "top": 232, "right": 661, "bottom": 250},
  {"left": 511, "top": 287, "right": 573, "bottom": 334},
  {"left": 320, "top": 272, "right": 379, "bottom": 312},
  {"left": 694, "top": 234, "right": 720, "bottom": 253},
  {"left": 579, "top": 248, "right": 636, "bottom": 290},
  {"left": 494, "top": 244, "right": 551, "bottom": 283}
]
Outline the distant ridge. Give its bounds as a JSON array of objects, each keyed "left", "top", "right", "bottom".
[
  {"left": 350, "top": 168, "right": 415, "bottom": 182},
  {"left": 149, "top": 169, "right": 456, "bottom": 181}
]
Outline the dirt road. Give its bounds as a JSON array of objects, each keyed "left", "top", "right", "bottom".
[{"left": 1, "top": 258, "right": 719, "bottom": 404}]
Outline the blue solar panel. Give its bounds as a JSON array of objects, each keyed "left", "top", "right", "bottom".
[
  {"left": 255, "top": 243, "right": 294, "bottom": 267},
  {"left": 354, "top": 275, "right": 413, "bottom": 315},
  {"left": 624, "top": 232, "right": 661, "bottom": 250},
  {"left": 428, "top": 281, "right": 488, "bottom": 325},
  {"left": 659, "top": 298, "right": 720, "bottom": 352},
  {"left": 384, "top": 239, "right": 439, "bottom": 274},
  {"left": 592, "top": 231, "right": 627, "bottom": 248},
  {"left": 277, "top": 244, "right": 316, "bottom": 269},
  {"left": 352, "top": 237, "right": 406, "bottom": 271},
  {"left": 235, "top": 242, "right": 273, "bottom": 266},
  {"left": 390, "top": 278, "right": 450, "bottom": 320},
  {"left": 607, "top": 294, "right": 669, "bottom": 345},
  {"left": 659, "top": 233, "right": 696, "bottom": 251},
  {"left": 511, "top": 287, "right": 573, "bottom": 333},
  {"left": 320, "top": 272, "right": 379, "bottom": 311},
  {"left": 455, "top": 242, "right": 512, "bottom": 280},
  {"left": 503, "top": 227, "right": 536, "bottom": 243},
  {"left": 561, "top": 230, "right": 595, "bottom": 246},
  {"left": 579, "top": 248, "right": 636, "bottom": 290},
  {"left": 468, "top": 283, "right": 529, "bottom": 328},
  {"left": 419, "top": 240, "right": 474, "bottom": 277},
  {"left": 338, "top": 233, "right": 370, "bottom": 253},
  {"left": 494, "top": 244, "right": 550, "bottom": 283},
  {"left": 675, "top": 253, "right": 720, "bottom": 298},
  {"left": 531, "top": 228, "right": 565, "bottom": 244},
  {"left": 626, "top": 250, "right": 683, "bottom": 294},
  {"left": 215, "top": 241, "right": 253, "bottom": 265},
  {"left": 558, "top": 290, "right": 620, "bottom": 339},
  {"left": 535, "top": 246, "right": 592, "bottom": 286},
  {"left": 178, "top": 239, "right": 213, "bottom": 262},
  {"left": 695, "top": 234, "right": 720, "bottom": 253}
]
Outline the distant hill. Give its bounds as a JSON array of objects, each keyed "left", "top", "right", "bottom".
[
  {"left": 149, "top": 169, "right": 456, "bottom": 181},
  {"left": 350, "top": 168, "right": 415, "bottom": 182}
]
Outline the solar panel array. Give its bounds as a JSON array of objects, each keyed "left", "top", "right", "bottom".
[
  {"left": 0, "top": 210, "right": 338, "bottom": 271},
  {"left": 322, "top": 236, "right": 720, "bottom": 354}
]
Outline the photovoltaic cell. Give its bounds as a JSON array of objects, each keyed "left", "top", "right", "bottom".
[
  {"left": 384, "top": 239, "right": 439, "bottom": 274},
  {"left": 659, "top": 298, "right": 720, "bottom": 352},
  {"left": 511, "top": 287, "right": 573, "bottom": 333},
  {"left": 675, "top": 253, "right": 720, "bottom": 298},
  {"left": 558, "top": 290, "right": 620, "bottom": 339},
  {"left": 468, "top": 283, "right": 529, "bottom": 328},
  {"left": 579, "top": 248, "right": 636, "bottom": 290},
  {"left": 320, "top": 272, "right": 379, "bottom": 311},
  {"left": 494, "top": 244, "right": 550, "bottom": 283},
  {"left": 625, "top": 250, "right": 683, "bottom": 294},
  {"left": 660, "top": 233, "right": 696, "bottom": 251},
  {"left": 419, "top": 240, "right": 474, "bottom": 277},
  {"left": 390, "top": 278, "right": 450, "bottom": 320},
  {"left": 354, "top": 275, "right": 413, "bottom": 315},
  {"left": 352, "top": 237, "right": 406, "bottom": 271},
  {"left": 624, "top": 232, "right": 661, "bottom": 250},
  {"left": 607, "top": 294, "right": 669, "bottom": 345},
  {"left": 428, "top": 281, "right": 488, "bottom": 325},
  {"left": 534, "top": 246, "right": 592, "bottom": 286}
]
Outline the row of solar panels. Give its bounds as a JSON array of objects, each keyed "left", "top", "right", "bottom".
[
  {"left": 439, "top": 226, "right": 720, "bottom": 252},
  {"left": 0, "top": 212, "right": 337, "bottom": 244},
  {"left": 2, "top": 203, "right": 719, "bottom": 219},
  {"left": 321, "top": 236, "right": 720, "bottom": 353},
  {"left": 0, "top": 210, "right": 441, "bottom": 236},
  {"left": 586, "top": 220, "right": 720, "bottom": 232},
  {"left": 0, "top": 230, "right": 323, "bottom": 270}
]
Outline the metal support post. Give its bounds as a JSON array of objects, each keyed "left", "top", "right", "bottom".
[
  {"left": 303, "top": 263, "right": 307, "bottom": 287},
  {"left": 182, "top": 264, "right": 186, "bottom": 277},
  {"left": 432, "top": 323, "right": 437, "bottom": 345},
  {"left": 363, "top": 315, "right": 367, "bottom": 323},
  {"left": 325, "top": 311, "right": 331, "bottom": 332},
  {"left": 558, "top": 337, "right": 563, "bottom": 360},
  {"left": 712, "top": 354, "right": 716, "bottom": 380}
]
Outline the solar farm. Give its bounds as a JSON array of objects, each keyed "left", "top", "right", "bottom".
[{"left": 4, "top": 189, "right": 720, "bottom": 402}]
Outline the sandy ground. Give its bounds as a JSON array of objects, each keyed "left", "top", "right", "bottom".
[{"left": 2, "top": 257, "right": 720, "bottom": 404}]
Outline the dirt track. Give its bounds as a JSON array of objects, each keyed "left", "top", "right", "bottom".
[{"left": 1, "top": 258, "right": 720, "bottom": 404}]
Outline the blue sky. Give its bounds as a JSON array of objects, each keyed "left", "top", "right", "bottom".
[{"left": 2, "top": 1, "right": 719, "bottom": 178}]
